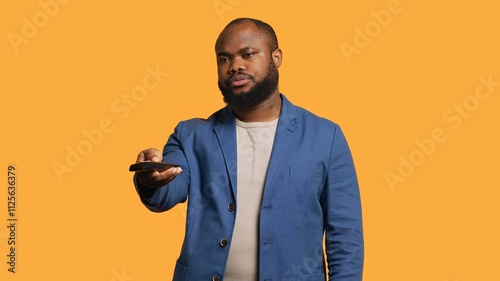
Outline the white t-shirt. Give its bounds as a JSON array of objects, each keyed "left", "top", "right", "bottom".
[{"left": 224, "top": 118, "right": 279, "bottom": 280}]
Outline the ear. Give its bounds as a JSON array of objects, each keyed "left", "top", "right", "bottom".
[{"left": 272, "top": 48, "right": 283, "bottom": 68}]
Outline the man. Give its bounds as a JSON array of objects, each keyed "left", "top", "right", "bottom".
[{"left": 133, "top": 18, "right": 364, "bottom": 280}]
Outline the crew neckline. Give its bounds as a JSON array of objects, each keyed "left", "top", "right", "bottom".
[{"left": 235, "top": 117, "right": 279, "bottom": 128}]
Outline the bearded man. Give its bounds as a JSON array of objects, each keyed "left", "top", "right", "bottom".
[{"left": 133, "top": 18, "right": 364, "bottom": 281}]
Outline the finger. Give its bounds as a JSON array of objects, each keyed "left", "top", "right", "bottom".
[
  {"left": 136, "top": 148, "right": 162, "bottom": 163},
  {"left": 156, "top": 167, "right": 183, "bottom": 181},
  {"left": 136, "top": 170, "right": 163, "bottom": 187},
  {"left": 136, "top": 151, "right": 146, "bottom": 162},
  {"left": 137, "top": 167, "right": 182, "bottom": 188},
  {"left": 144, "top": 148, "right": 162, "bottom": 162}
]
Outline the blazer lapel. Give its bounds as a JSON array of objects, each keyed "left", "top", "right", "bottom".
[
  {"left": 263, "top": 95, "right": 299, "bottom": 197},
  {"left": 213, "top": 95, "right": 299, "bottom": 199},
  {"left": 214, "top": 106, "right": 238, "bottom": 199}
]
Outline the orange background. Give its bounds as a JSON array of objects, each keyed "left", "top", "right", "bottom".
[{"left": 1, "top": 0, "right": 499, "bottom": 280}]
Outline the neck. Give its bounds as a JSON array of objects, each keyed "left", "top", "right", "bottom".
[{"left": 232, "top": 92, "right": 282, "bottom": 122}]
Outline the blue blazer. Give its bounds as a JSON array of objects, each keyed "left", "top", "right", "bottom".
[{"left": 136, "top": 94, "right": 364, "bottom": 280}]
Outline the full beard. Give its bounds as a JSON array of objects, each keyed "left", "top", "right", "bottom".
[{"left": 218, "top": 62, "right": 279, "bottom": 110}]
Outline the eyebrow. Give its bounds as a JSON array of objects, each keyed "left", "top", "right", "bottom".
[
  {"left": 217, "top": 46, "right": 258, "bottom": 57},
  {"left": 240, "top": 46, "right": 256, "bottom": 53}
]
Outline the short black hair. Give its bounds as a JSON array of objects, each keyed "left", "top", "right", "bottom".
[{"left": 223, "top": 18, "right": 279, "bottom": 52}]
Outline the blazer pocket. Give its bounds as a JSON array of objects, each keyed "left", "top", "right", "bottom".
[{"left": 289, "top": 165, "right": 324, "bottom": 179}]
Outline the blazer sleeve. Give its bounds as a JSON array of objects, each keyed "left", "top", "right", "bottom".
[
  {"left": 322, "top": 125, "right": 364, "bottom": 280},
  {"left": 134, "top": 122, "right": 191, "bottom": 212}
]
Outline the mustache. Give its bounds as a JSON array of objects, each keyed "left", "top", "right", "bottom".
[{"left": 226, "top": 72, "right": 254, "bottom": 86}]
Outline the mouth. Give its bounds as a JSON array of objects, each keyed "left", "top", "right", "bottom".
[{"left": 227, "top": 74, "right": 253, "bottom": 87}]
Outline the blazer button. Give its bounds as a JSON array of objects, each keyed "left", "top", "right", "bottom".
[
  {"left": 212, "top": 274, "right": 221, "bottom": 281},
  {"left": 227, "top": 203, "right": 235, "bottom": 212},
  {"left": 219, "top": 238, "right": 229, "bottom": 247}
]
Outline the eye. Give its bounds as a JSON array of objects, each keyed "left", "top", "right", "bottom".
[
  {"left": 243, "top": 53, "right": 254, "bottom": 58},
  {"left": 217, "top": 56, "right": 229, "bottom": 64}
]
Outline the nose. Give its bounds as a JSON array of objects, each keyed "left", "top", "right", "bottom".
[{"left": 228, "top": 57, "right": 246, "bottom": 73}]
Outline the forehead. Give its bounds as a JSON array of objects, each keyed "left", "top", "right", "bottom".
[{"left": 215, "top": 22, "right": 269, "bottom": 52}]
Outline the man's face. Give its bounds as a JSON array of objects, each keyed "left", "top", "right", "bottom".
[{"left": 215, "top": 22, "right": 281, "bottom": 110}]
